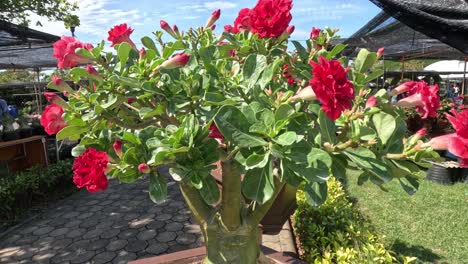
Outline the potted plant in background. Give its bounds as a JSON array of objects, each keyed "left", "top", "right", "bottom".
[{"left": 40, "top": 0, "right": 468, "bottom": 263}]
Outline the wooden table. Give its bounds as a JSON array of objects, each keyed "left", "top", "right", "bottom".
[{"left": 0, "top": 135, "right": 48, "bottom": 175}]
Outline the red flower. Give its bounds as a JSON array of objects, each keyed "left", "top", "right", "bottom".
[
  {"left": 286, "top": 25, "right": 295, "bottom": 35},
  {"left": 283, "top": 64, "right": 296, "bottom": 84},
  {"left": 249, "top": 0, "right": 293, "bottom": 38},
  {"left": 365, "top": 96, "right": 377, "bottom": 108},
  {"left": 310, "top": 27, "right": 321, "bottom": 39},
  {"left": 309, "top": 56, "right": 355, "bottom": 120},
  {"left": 224, "top": 24, "right": 234, "bottom": 33},
  {"left": 139, "top": 48, "right": 147, "bottom": 61},
  {"left": 425, "top": 133, "right": 468, "bottom": 168},
  {"left": 53, "top": 36, "right": 93, "bottom": 69},
  {"left": 232, "top": 8, "right": 252, "bottom": 33},
  {"left": 138, "top": 163, "right": 151, "bottom": 174},
  {"left": 52, "top": 75, "right": 64, "bottom": 86},
  {"left": 160, "top": 20, "right": 177, "bottom": 38},
  {"left": 377, "top": 47, "right": 385, "bottom": 57},
  {"left": 209, "top": 123, "right": 223, "bottom": 141},
  {"left": 107, "top": 23, "right": 136, "bottom": 48},
  {"left": 40, "top": 104, "right": 67, "bottom": 135},
  {"left": 44, "top": 92, "right": 59, "bottom": 103},
  {"left": 86, "top": 64, "right": 99, "bottom": 77},
  {"left": 395, "top": 81, "right": 440, "bottom": 119},
  {"left": 73, "top": 148, "right": 109, "bottom": 193},
  {"left": 415, "top": 127, "right": 427, "bottom": 138},
  {"left": 446, "top": 109, "right": 468, "bottom": 139}
]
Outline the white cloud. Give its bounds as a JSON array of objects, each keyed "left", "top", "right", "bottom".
[
  {"left": 204, "top": 1, "right": 237, "bottom": 10},
  {"left": 291, "top": 28, "right": 310, "bottom": 39}
]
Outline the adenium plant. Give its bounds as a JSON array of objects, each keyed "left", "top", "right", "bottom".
[{"left": 41, "top": 0, "right": 467, "bottom": 263}]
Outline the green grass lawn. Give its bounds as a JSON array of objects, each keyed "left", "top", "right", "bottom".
[{"left": 345, "top": 172, "right": 468, "bottom": 264}]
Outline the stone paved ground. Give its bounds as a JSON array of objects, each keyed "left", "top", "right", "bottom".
[
  {"left": 0, "top": 173, "right": 295, "bottom": 264},
  {"left": 0, "top": 177, "right": 204, "bottom": 264}
]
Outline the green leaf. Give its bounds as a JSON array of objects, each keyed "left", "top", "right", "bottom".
[
  {"left": 123, "top": 147, "right": 141, "bottom": 165},
  {"left": 198, "top": 174, "right": 220, "bottom": 205},
  {"left": 242, "top": 159, "right": 274, "bottom": 204},
  {"left": 204, "top": 92, "right": 236, "bottom": 105},
  {"left": 344, "top": 147, "right": 392, "bottom": 182},
  {"left": 56, "top": 125, "right": 87, "bottom": 140},
  {"left": 274, "top": 131, "right": 297, "bottom": 146},
  {"left": 101, "top": 94, "right": 118, "bottom": 109},
  {"left": 292, "top": 41, "right": 308, "bottom": 61},
  {"left": 141, "top": 36, "right": 158, "bottom": 52},
  {"left": 326, "top": 43, "right": 347, "bottom": 59},
  {"left": 275, "top": 104, "right": 295, "bottom": 122},
  {"left": 139, "top": 106, "right": 164, "bottom": 119},
  {"left": 109, "top": 75, "right": 140, "bottom": 88},
  {"left": 214, "top": 106, "right": 268, "bottom": 148},
  {"left": 75, "top": 48, "right": 94, "bottom": 59},
  {"left": 258, "top": 58, "right": 282, "bottom": 89},
  {"left": 118, "top": 42, "right": 132, "bottom": 65},
  {"left": 242, "top": 54, "right": 267, "bottom": 91},
  {"left": 245, "top": 152, "right": 270, "bottom": 169},
  {"left": 373, "top": 112, "right": 396, "bottom": 145},
  {"left": 304, "top": 181, "right": 328, "bottom": 207},
  {"left": 364, "top": 69, "right": 384, "bottom": 82},
  {"left": 71, "top": 145, "right": 86, "bottom": 157},
  {"left": 149, "top": 171, "right": 167, "bottom": 204},
  {"left": 318, "top": 110, "right": 336, "bottom": 144},
  {"left": 122, "top": 132, "right": 141, "bottom": 145},
  {"left": 354, "top": 48, "right": 377, "bottom": 74}
]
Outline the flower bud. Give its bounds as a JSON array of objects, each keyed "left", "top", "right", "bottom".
[
  {"left": 138, "top": 163, "right": 151, "bottom": 174},
  {"left": 173, "top": 25, "right": 180, "bottom": 36},
  {"left": 286, "top": 25, "right": 295, "bottom": 35},
  {"left": 160, "top": 20, "right": 177, "bottom": 38},
  {"left": 113, "top": 140, "right": 123, "bottom": 158},
  {"left": 205, "top": 9, "right": 221, "bottom": 28},
  {"left": 377, "top": 47, "right": 384, "bottom": 57},
  {"left": 365, "top": 96, "right": 377, "bottom": 109},
  {"left": 210, "top": 24, "right": 216, "bottom": 31},
  {"left": 290, "top": 86, "right": 316, "bottom": 102},
  {"left": 310, "top": 27, "right": 321, "bottom": 39},
  {"left": 44, "top": 92, "right": 68, "bottom": 108},
  {"left": 86, "top": 64, "right": 103, "bottom": 82},
  {"left": 390, "top": 81, "right": 415, "bottom": 96},
  {"left": 139, "top": 48, "right": 146, "bottom": 61},
  {"left": 154, "top": 53, "right": 190, "bottom": 71},
  {"left": 224, "top": 25, "right": 233, "bottom": 33},
  {"left": 50, "top": 75, "right": 74, "bottom": 95}
]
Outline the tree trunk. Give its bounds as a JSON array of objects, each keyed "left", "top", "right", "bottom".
[{"left": 201, "top": 214, "right": 261, "bottom": 264}]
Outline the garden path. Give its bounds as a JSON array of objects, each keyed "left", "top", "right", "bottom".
[{"left": 0, "top": 168, "right": 295, "bottom": 264}]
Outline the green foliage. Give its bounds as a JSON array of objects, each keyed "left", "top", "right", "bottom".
[
  {"left": 0, "top": 0, "right": 79, "bottom": 26},
  {"left": 293, "top": 177, "right": 416, "bottom": 264},
  {"left": 0, "top": 69, "right": 36, "bottom": 84},
  {"left": 0, "top": 160, "right": 74, "bottom": 219}
]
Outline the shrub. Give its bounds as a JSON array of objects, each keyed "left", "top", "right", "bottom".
[
  {"left": 0, "top": 160, "right": 74, "bottom": 219},
  {"left": 293, "top": 177, "right": 416, "bottom": 264}
]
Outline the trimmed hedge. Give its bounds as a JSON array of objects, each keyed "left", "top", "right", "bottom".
[
  {"left": 0, "top": 160, "right": 74, "bottom": 219},
  {"left": 293, "top": 177, "right": 416, "bottom": 264}
]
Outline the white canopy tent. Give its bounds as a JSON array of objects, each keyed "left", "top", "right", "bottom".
[{"left": 424, "top": 60, "right": 468, "bottom": 94}]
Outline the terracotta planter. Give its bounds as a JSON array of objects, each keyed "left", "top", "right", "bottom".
[
  {"left": 128, "top": 246, "right": 306, "bottom": 264},
  {"left": 210, "top": 161, "right": 297, "bottom": 235}
]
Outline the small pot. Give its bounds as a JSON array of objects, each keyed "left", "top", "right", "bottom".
[
  {"left": 19, "top": 128, "right": 33, "bottom": 138},
  {"left": 2, "top": 130, "right": 20, "bottom": 141},
  {"left": 32, "top": 126, "right": 46, "bottom": 136},
  {"left": 426, "top": 164, "right": 455, "bottom": 184}
]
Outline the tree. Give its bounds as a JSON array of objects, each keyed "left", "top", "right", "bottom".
[
  {"left": 0, "top": 0, "right": 79, "bottom": 27},
  {"left": 0, "top": 69, "right": 36, "bottom": 84}
]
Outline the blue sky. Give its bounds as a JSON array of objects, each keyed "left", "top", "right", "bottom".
[{"left": 31, "top": 0, "right": 381, "bottom": 46}]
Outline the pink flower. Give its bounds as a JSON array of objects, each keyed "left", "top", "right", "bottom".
[
  {"left": 52, "top": 76, "right": 64, "bottom": 86},
  {"left": 53, "top": 36, "right": 93, "bottom": 69},
  {"left": 286, "top": 25, "right": 295, "bottom": 35},
  {"left": 113, "top": 140, "right": 123, "bottom": 158},
  {"left": 365, "top": 96, "right": 378, "bottom": 108},
  {"left": 310, "top": 27, "right": 321, "bottom": 39},
  {"left": 73, "top": 148, "right": 109, "bottom": 193},
  {"left": 107, "top": 23, "right": 136, "bottom": 48},
  {"left": 395, "top": 81, "right": 440, "bottom": 119},
  {"left": 127, "top": 98, "right": 137, "bottom": 104},
  {"left": 40, "top": 104, "right": 67, "bottom": 135},
  {"left": 425, "top": 133, "right": 468, "bottom": 168},
  {"left": 86, "top": 64, "right": 98, "bottom": 76},
  {"left": 390, "top": 81, "right": 416, "bottom": 96},
  {"left": 243, "top": 0, "right": 293, "bottom": 38},
  {"left": 290, "top": 86, "right": 316, "bottom": 102},
  {"left": 309, "top": 56, "right": 355, "bottom": 120},
  {"left": 415, "top": 127, "right": 427, "bottom": 138},
  {"left": 157, "top": 53, "right": 190, "bottom": 70},
  {"left": 205, "top": 9, "right": 221, "bottom": 28},
  {"left": 139, "top": 48, "right": 146, "bottom": 61},
  {"left": 232, "top": 8, "right": 252, "bottom": 33},
  {"left": 209, "top": 123, "right": 223, "bottom": 141},
  {"left": 446, "top": 109, "right": 468, "bottom": 138},
  {"left": 377, "top": 47, "right": 384, "bottom": 57}
]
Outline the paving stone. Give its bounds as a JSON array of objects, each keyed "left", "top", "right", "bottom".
[
  {"left": 79, "top": 220, "right": 99, "bottom": 228},
  {"left": 106, "top": 240, "right": 128, "bottom": 251},
  {"left": 65, "top": 228, "right": 86, "bottom": 239},
  {"left": 112, "top": 250, "right": 136, "bottom": 264},
  {"left": 89, "top": 205, "right": 104, "bottom": 212},
  {"left": 146, "top": 220, "right": 165, "bottom": 230},
  {"left": 167, "top": 244, "right": 189, "bottom": 253},
  {"left": 176, "top": 233, "right": 197, "bottom": 245},
  {"left": 94, "top": 251, "right": 116, "bottom": 264},
  {"left": 0, "top": 246, "right": 20, "bottom": 257},
  {"left": 146, "top": 243, "right": 169, "bottom": 255},
  {"left": 64, "top": 220, "right": 82, "bottom": 228},
  {"left": 88, "top": 239, "right": 109, "bottom": 251},
  {"left": 165, "top": 222, "right": 183, "bottom": 232},
  {"left": 137, "top": 229, "right": 157, "bottom": 241},
  {"left": 125, "top": 240, "right": 148, "bottom": 252},
  {"left": 83, "top": 229, "right": 102, "bottom": 239},
  {"left": 32, "top": 250, "right": 56, "bottom": 263},
  {"left": 129, "top": 218, "right": 153, "bottom": 229},
  {"left": 77, "top": 212, "right": 94, "bottom": 219},
  {"left": 49, "top": 227, "right": 69, "bottom": 237},
  {"left": 100, "top": 228, "right": 120, "bottom": 239},
  {"left": 70, "top": 250, "right": 96, "bottom": 263},
  {"left": 156, "top": 231, "right": 176, "bottom": 243},
  {"left": 33, "top": 226, "right": 54, "bottom": 236},
  {"left": 15, "top": 235, "right": 39, "bottom": 245},
  {"left": 99, "top": 200, "right": 114, "bottom": 206},
  {"left": 85, "top": 200, "right": 99, "bottom": 206},
  {"left": 155, "top": 213, "right": 172, "bottom": 221},
  {"left": 123, "top": 213, "right": 140, "bottom": 221},
  {"left": 14, "top": 248, "right": 36, "bottom": 260},
  {"left": 173, "top": 214, "right": 190, "bottom": 222},
  {"left": 62, "top": 212, "right": 80, "bottom": 219},
  {"left": 118, "top": 229, "right": 138, "bottom": 239}
]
